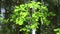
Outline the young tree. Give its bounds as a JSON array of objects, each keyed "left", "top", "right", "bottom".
[{"left": 10, "top": 1, "right": 55, "bottom": 34}]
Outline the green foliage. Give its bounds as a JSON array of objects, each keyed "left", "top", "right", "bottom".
[
  {"left": 0, "top": 15, "right": 8, "bottom": 24},
  {"left": 54, "top": 28, "right": 60, "bottom": 34},
  {"left": 10, "top": 1, "right": 55, "bottom": 33}
]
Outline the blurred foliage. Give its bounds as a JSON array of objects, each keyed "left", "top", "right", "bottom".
[
  {"left": 9, "top": 1, "right": 55, "bottom": 34},
  {"left": 0, "top": 0, "right": 59, "bottom": 34},
  {"left": 54, "top": 28, "right": 60, "bottom": 34}
]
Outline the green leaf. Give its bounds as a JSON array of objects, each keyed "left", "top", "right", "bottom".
[
  {"left": 20, "top": 27, "right": 26, "bottom": 31},
  {"left": 14, "top": 9, "right": 19, "bottom": 12},
  {"left": 15, "top": 6, "right": 19, "bottom": 9},
  {"left": 54, "top": 28, "right": 60, "bottom": 31},
  {"left": 57, "top": 33, "right": 59, "bottom": 34},
  {"left": 37, "top": 2, "right": 41, "bottom": 4}
]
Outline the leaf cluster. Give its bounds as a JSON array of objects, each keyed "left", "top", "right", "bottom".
[{"left": 10, "top": 1, "right": 55, "bottom": 32}]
